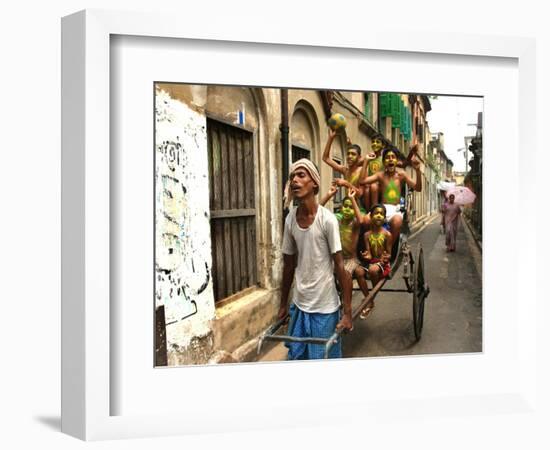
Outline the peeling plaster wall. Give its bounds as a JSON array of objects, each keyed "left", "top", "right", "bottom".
[
  {"left": 291, "top": 108, "right": 315, "bottom": 150},
  {"left": 155, "top": 88, "right": 215, "bottom": 359},
  {"left": 207, "top": 85, "right": 258, "bottom": 129},
  {"left": 264, "top": 89, "right": 284, "bottom": 289}
]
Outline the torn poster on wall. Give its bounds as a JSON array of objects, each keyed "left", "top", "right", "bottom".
[{"left": 155, "top": 88, "right": 214, "bottom": 325}]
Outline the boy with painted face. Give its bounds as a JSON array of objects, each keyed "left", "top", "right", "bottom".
[
  {"left": 322, "top": 129, "right": 375, "bottom": 199},
  {"left": 360, "top": 147, "right": 422, "bottom": 245},
  {"left": 280, "top": 159, "right": 353, "bottom": 360},
  {"left": 359, "top": 204, "right": 393, "bottom": 318},
  {"left": 320, "top": 185, "right": 370, "bottom": 300},
  {"left": 362, "top": 136, "right": 385, "bottom": 210}
]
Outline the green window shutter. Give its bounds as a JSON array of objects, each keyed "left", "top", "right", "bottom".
[
  {"left": 401, "top": 107, "right": 409, "bottom": 140},
  {"left": 380, "top": 93, "right": 390, "bottom": 117},
  {"left": 391, "top": 95, "right": 402, "bottom": 129},
  {"left": 403, "top": 107, "right": 411, "bottom": 140},
  {"left": 364, "top": 93, "right": 370, "bottom": 120}
]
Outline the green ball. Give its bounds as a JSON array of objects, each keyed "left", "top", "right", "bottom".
[{"left": 328, "top": 113, "right": 347, "bottom": 131}]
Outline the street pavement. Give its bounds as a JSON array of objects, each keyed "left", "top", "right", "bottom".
[
  {"left": 258, "top": 214, "right": 482, "bottom": 362},
  {"left": 343, "top": 214, "right": 482, "bottom": 358}
]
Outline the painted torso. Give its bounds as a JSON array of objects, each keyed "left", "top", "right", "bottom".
[
  {"left": 382, "top": 175, "right": 401, "bottom": 204},
  {"left": 368, "top": 155, "right": 383, "bottom": 176},
  {"left": 346, "top": 165, "right": 362, "bottom": 188},
  {"left": 338, "top": 218, "right": 355, "bottom": 258},
  {"left": 368, "top": 231, "right": 387, "bottom": 258}
]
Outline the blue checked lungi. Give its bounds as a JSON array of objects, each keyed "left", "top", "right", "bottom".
[{"left": 285, "top": 303, "right": 342, "bottom": 360}]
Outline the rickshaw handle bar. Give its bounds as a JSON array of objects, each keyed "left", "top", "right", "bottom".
[{"left": 258, "top": 272, "right": 389, "bottom": 357}]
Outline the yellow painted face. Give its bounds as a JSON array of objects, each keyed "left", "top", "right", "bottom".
[
  {"left": 383, "top": 151, "right": 398, "bottom": 171},
  {"left": 346, "top": 148, "right": 359, "bottom": 166},
  {"left": 371, "top": 206, "right": 385, "bottom": 226},
  {"left": 341, "top": 198, "right": 355, "bottom": 220},
  {"left": 372, "top": 138, "right": 383, "bottom": 153}
]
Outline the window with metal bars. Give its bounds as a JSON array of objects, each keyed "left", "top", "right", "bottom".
[
  {"left": 206, "top": 118, "right": 257, "bottom": 302},
  {"left": 292, "top": 145, "right": 310, "bottom": 163},
  {"left": 332, "top": 160, "right": 344, "bottom": 209}
]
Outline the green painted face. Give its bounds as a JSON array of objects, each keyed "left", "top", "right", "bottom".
[
  {"left": 371, "top": 207, "right": 385, "bottom": 226},
  {"left": 341, "top": 199, "right": 355, "bottom": 220}
]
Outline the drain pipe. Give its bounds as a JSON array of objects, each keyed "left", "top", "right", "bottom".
[{"left": 280, "top": 89, "right": 289, "bottom": 216}]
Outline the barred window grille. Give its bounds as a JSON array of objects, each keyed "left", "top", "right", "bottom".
[
  {"left": 332, "top": 159, "right": 344, "bottom": 209},
  {"left": 292, "top": 145, "right": 310, "bottom": 163},
  {"left": 206, "top": 118, "right": 257, "bottom": 302}
]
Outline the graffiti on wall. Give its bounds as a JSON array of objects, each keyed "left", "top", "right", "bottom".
[{"left": 155, "top": 89, "right": 214, "bottom": 326}]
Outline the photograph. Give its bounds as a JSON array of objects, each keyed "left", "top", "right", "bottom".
[{"left": 154, "top": 83, "right": 483, "bottom": 366}]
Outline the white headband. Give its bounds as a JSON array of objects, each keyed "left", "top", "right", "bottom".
[{"left": 283, "top": 158, "right": 321, "bottom": 209}]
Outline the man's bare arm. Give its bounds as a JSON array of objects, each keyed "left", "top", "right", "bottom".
[
  {"left": 333, "top": 251, "right": 353, "bottom": 331},
  {"left": 278, "top": 253, "right": 296, "bottom": 319}
]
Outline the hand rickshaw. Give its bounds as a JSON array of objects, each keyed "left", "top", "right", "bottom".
[{"left": 257, "top": 183, "right": 430, "bottom": 359}]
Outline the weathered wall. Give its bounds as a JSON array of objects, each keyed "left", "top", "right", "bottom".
[
  {"left": 155, "top": 86, "right": 216, "bottom": 365},
  {"left": 291, "top": 107, "right": 316, "bottom": 151},
  {"left": 155, "top": 85, "right": 285, "bottom": 365},
  {"left": 206, "top": 85, "right": 259, "bottom": 129}
]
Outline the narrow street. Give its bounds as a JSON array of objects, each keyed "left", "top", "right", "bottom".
[
  {"left": 259, "top": 214, "right": 482, "bottom": 361},
  {"left": 343, "top": 215, "right": 482, "bottom": 358}
]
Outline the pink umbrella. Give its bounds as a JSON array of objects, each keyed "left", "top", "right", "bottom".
[{"left": 446, "top": 186, "right": 476, "bottom": 206}]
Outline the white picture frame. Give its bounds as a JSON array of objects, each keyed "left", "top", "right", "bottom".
[{"left": 61, "top": 9, "right": 538, "bottom": 441}]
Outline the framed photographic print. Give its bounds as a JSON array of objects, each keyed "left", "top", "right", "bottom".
[{"left": 62, "top": 9, "right": 537, "bottom": 441}]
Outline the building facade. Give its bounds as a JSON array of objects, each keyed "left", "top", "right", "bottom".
[{"left": 464, "top": 112, "right": 483, "bottom": 239}]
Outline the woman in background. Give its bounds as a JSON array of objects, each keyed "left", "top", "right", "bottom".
[{"left": 442, "top": 194, "right": 461, "bottom": 252}]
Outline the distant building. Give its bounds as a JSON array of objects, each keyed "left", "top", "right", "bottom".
[
  {"left": 464, "top": 112, "right": 483, "bottom": 239},
  {"left": 453, "top": 171, "right": 466, "bottom": 186},
  {"left": 428, "top": 132, "right": 455, "bottom": 210}
]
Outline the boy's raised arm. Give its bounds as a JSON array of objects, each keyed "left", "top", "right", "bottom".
[
  {"left": 358, "top": 150, "right": 374, "bottom": 182},
  {"left": 348, "top": 189, "right": 365, "bottom": 224},
  {"left": 403, "top": 156, "right": 422, "bottom": 192},
  {"left": 320, "top": 182, "right": 338, "bottom": 206},
  {"left": 322, "top": 129, "right": 346, "bottom": 174}
]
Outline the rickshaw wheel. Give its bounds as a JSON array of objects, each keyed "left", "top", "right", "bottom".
[{"left": 412, "top": 246, "right": 427, "bottom": 341}]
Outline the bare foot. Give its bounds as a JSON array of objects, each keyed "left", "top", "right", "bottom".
[{"left": 359, "top": 300, "right": 375, "bottom": 319}]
